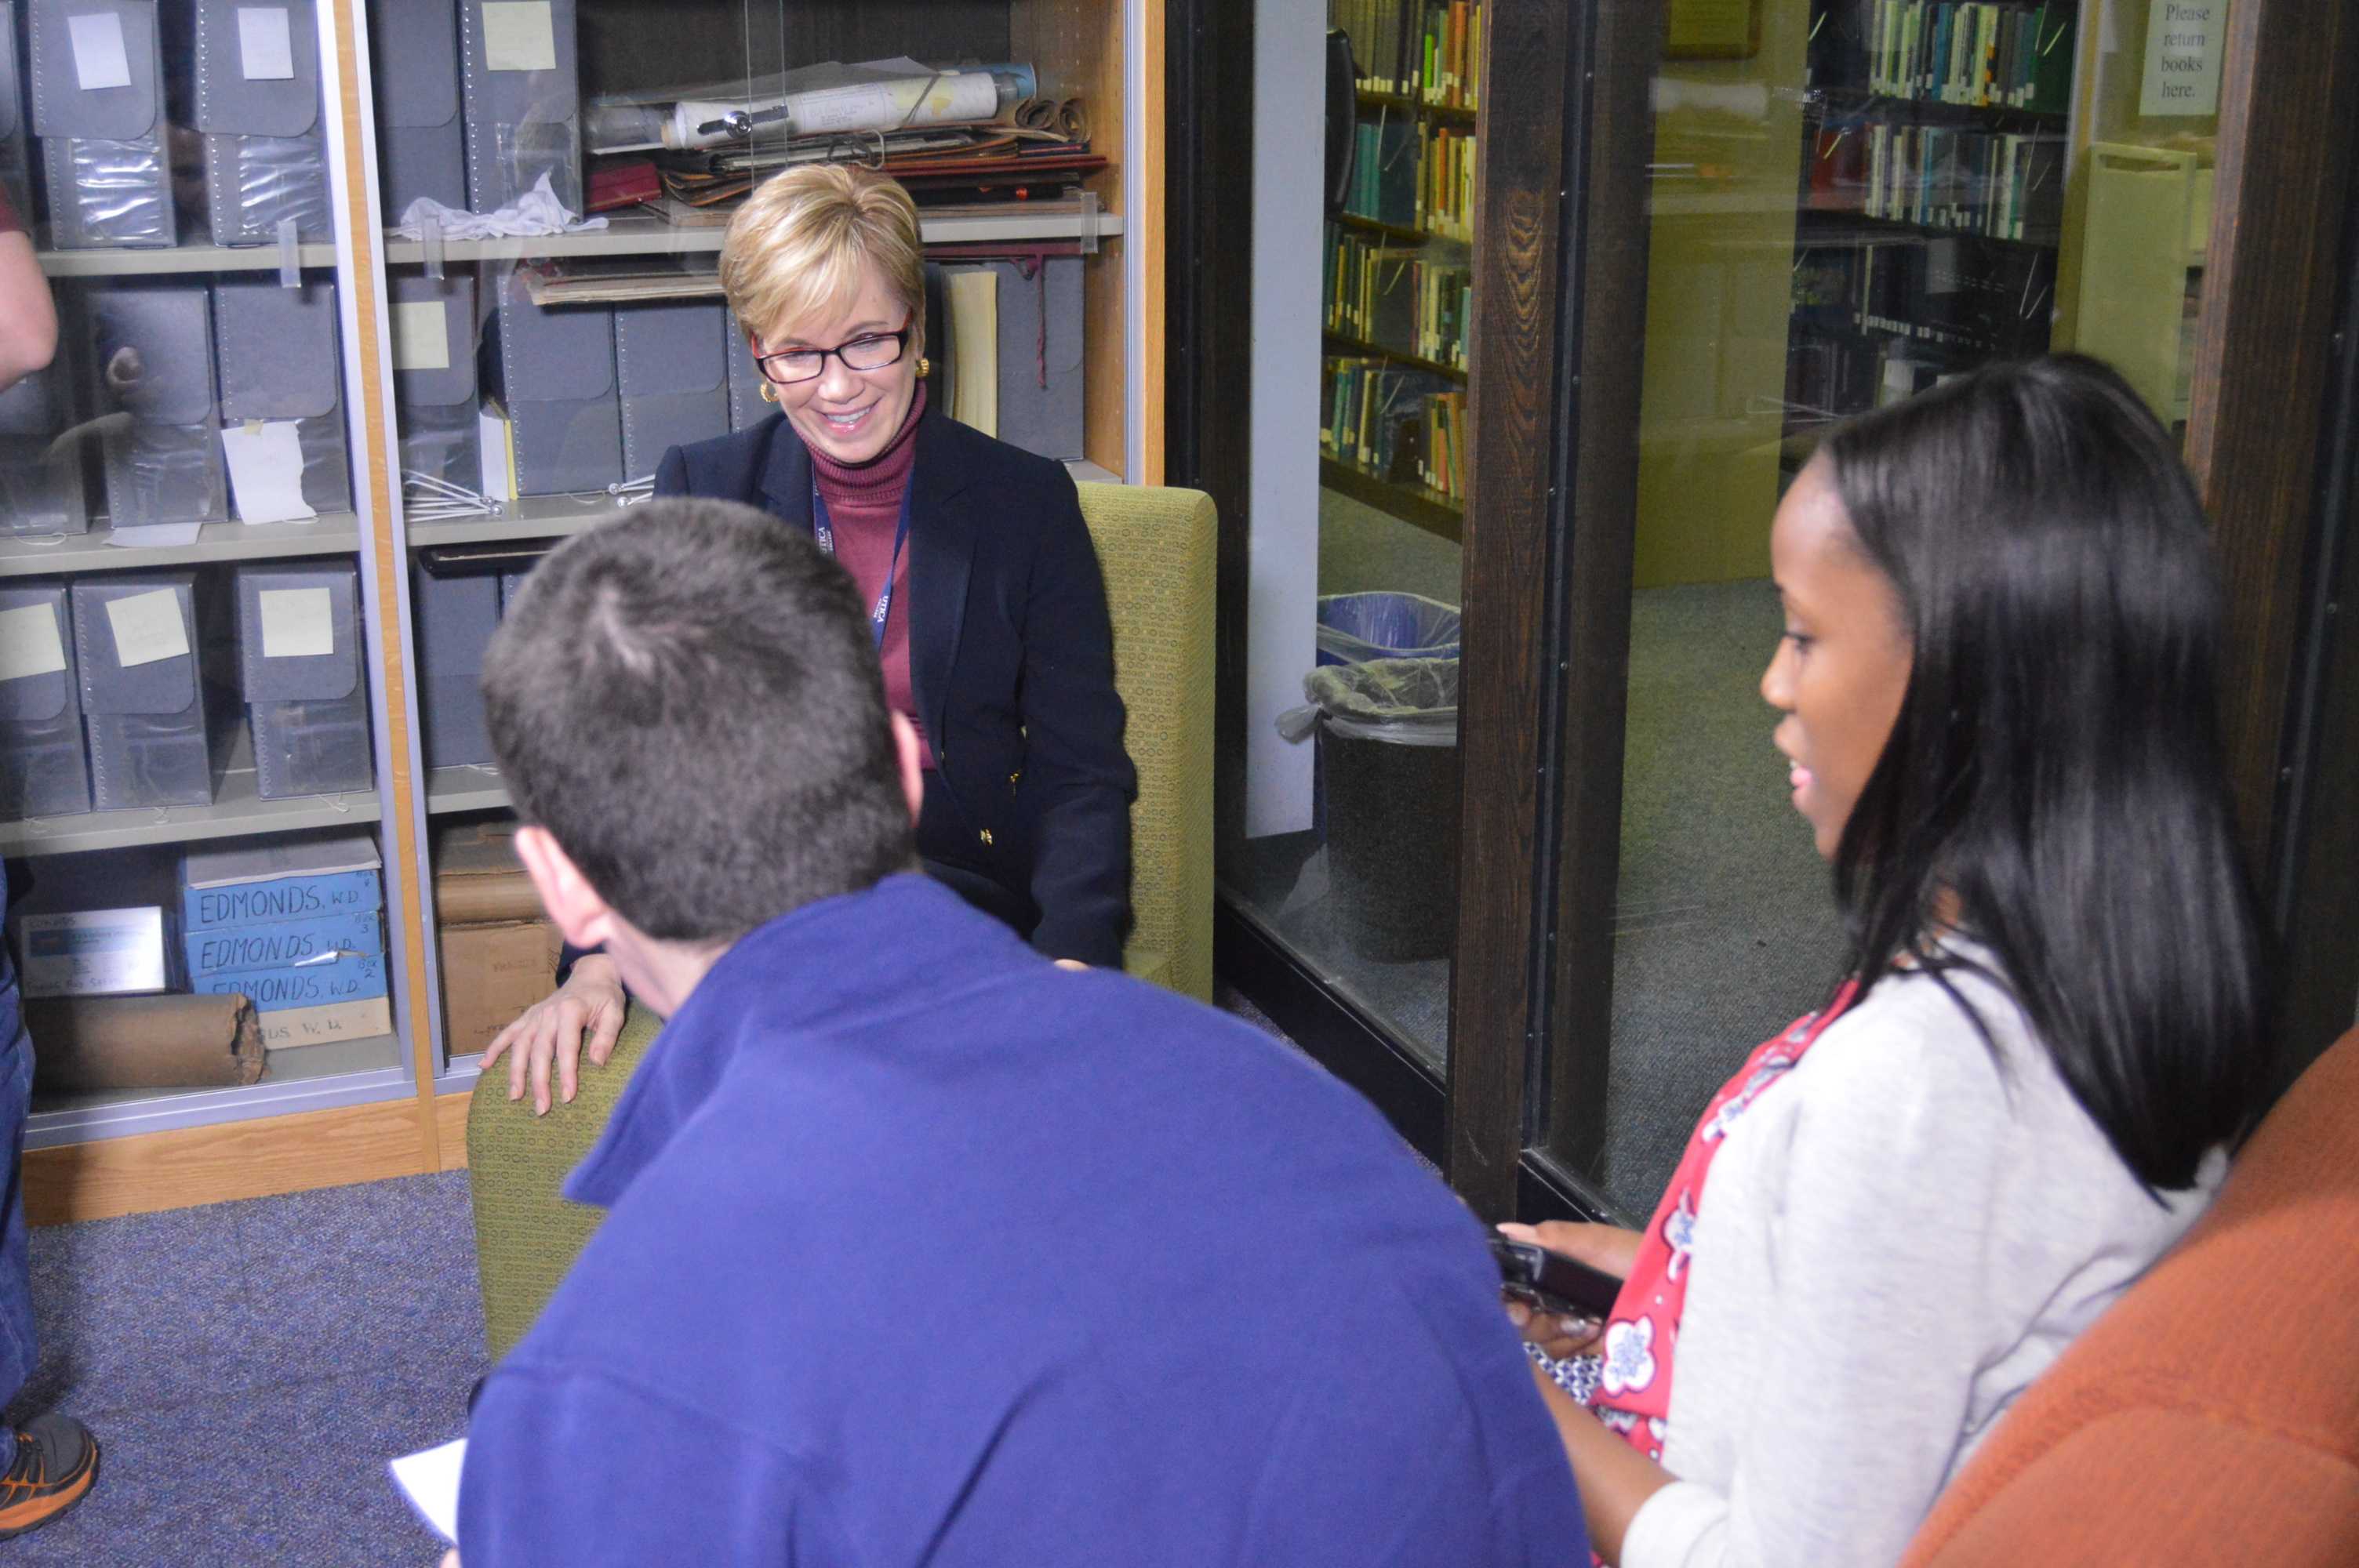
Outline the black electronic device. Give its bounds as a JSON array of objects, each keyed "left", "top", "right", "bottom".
[{"left": 1490, "top": 1234, "right": 1623, "bottom": 1319}]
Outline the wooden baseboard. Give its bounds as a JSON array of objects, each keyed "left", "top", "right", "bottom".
[
  {"left": 436, "top": 1090, "right": 471, "bottom": 1171},
  {"left": 24, "top": 1098, "right": 432, "bottom": 1225}
]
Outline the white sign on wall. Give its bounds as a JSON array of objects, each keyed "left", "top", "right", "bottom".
[{"left": 2141, "top": 0, "right": 2227, "bottom": 118}]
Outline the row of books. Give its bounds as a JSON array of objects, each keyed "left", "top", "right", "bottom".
[
  {"left": 1843, "top": 2, "right": 2076, "bottom": 113},
  {"left": 1321, "top": 358, "right": 1468, "bottom": 503},
  {"left": 1790, "top": 240, "right": 2055, "bottom": 358},
  {"left": 1812, "top": 121, "right": 2066, "bottom": 243},
  {"left": 1341, "top": 117, "right": 1478, "bottom": 242},
  {"left": 1323, "top": 226, "right": 1474, "bottom": 370},
  {"left": 1332, "top": 0, "right": 1485, "bottom": 110}
]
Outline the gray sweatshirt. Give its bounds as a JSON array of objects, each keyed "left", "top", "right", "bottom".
[{"left": 1620, "top": 956, "right": 2223, "bottom": 1568}]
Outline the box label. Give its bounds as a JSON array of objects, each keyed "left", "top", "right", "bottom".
[
  {"left": 67, "top": 12, "right": 133, "bottom": 93},
  {"left": 105, "top": 589, "right": 189, "bottom": 669},
  {"left": 392, "top": 302, "right": 453, "bottom": 372},
  {"left": 257, "top": 996, "right": 392, "bottom": 1050},
  {"left": 258, "top": 586, "right": 335, "bottom": 659},
  {"left": 183, "top": 869, "right": 382, "bottom": 932},
  {"left": 0, "top": 605, "right": 66, "bottom": 684},
  {"left": 236, "top": 6, "right": 296, "bottom": 81},
  {"left": 481, "top": 2, "right": 556, "bottom": 72},
  {"left": 184, "top": 910, "right": 381, "bottom": 978},
  {"left": 194, "top": 952, "right": 388, "bottom": 1013},
  {"left": 16, "top": 908, "right": 169, "bottom": 998}
]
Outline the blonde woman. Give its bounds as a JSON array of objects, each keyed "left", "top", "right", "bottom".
[{"left": 487, "top": 165, "right": 1134, "bottom": 1112}]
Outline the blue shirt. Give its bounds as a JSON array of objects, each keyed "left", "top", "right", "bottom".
[{"left": 460, "top": 875, "right": 1584, "bottom": 1566}]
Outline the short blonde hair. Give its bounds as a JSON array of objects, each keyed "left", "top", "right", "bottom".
[{"left": 720, "top": 165, "right": 925, "bottom": 354}]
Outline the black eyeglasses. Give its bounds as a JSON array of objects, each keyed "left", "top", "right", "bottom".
[{"left": 754, "top": 314, "right": 914, "bottom": 385}]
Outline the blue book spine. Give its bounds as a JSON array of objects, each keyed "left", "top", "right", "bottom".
[
  {"left": 181, "top": 869, "right": 383, "bottom": 934},
  {"left": 182, "top": 912, "right": 383, "bottom": 980},
  {"left": 193, "top": 953, "right": 389, "bottom": 1014}
]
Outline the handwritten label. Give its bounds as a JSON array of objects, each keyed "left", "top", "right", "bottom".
[
  {"left": 2142, "top": 1, "right": 2226, "bottom": 118},
  {"left": 104, "top": 589, "right": 189, "bottom": 669},
  {"left": 0, "top": 605, "right": 67, "bottom": 683},
  {"left": 258, "top": 586, "right": 334, "bottom": 659},
  {"left": 220, "top": 420, "right": 318, "bottom": 524},
  {"left": 391, "top": 302, "right": 453, "bottom": 372},
  {"left": 480, "top": 2, "right": 556, "bottom": 72},
  {"left": 237, "top": 6, "right": 296, "bottom": 80},
  {"left": 66, "top": 11, "right": 133, "bottom": 92}
]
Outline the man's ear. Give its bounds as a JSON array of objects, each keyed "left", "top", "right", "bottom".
[
  {"left": 513, "top": 826, "right": 620, "bottom": 952},
  {"left": 888, "top": 711, "right": 925, "bottom": 824}
]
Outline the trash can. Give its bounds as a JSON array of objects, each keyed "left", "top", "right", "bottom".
[
  {"left": 1316, "top": 592, "right": 1461, "bottom": 666},
  {"left": 1284, "top": 658, "right": 1459, "bottom": 963}
]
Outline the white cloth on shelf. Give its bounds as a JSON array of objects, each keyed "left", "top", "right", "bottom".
[{"left": 391, "top": 172, "right": 609, "bottom": 241}]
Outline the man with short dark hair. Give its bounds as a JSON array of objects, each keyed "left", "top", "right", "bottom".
[{"left": 456, "top": 498, "right": 1585, "bottom": 1565}]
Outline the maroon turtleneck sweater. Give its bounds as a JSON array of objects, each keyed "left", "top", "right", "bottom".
[{"left": 810, "top": 383, "right": 932, "bottom": 768}]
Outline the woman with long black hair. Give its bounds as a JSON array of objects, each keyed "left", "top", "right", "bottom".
[{"left": 1507, "top": 354, "right": 2277, "bottom": 1567}]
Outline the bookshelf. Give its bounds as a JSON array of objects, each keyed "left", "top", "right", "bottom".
[
  {"left": 1783, "top": 2, "right": 2077, "bottom": 461},
  {"left": 1323, "top": 3, "right": 1484, "bottom": 541}
]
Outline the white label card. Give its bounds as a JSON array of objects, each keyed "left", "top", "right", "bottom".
[
  {"left": 66, "top": 12, "right": 133, "bottom": 93},
  {"left": 2141, "top": 1, "right": 2227, "bottom": 118},
  {"left": 220, "top": 420, "right": 318, "bottom": 525},
  {"left": 0, "top": 605, "right": 67, "bottom": 684},
  {"left": 258, "top": 587, "right": 334, "bottom": 659},
  {"left": 481, "top": 2, "right": 557, "bottom": 72},
  {"left": 236, "top": 7, "right": 296, "bottom": 81},
  {"left": 391, "top": 302, "right": 453, "bottom": 372},
  {"left": 104, "top": 589, "right": 190, "bottom": 669}
]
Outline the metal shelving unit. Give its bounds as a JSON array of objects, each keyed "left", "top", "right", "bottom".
[
  {"left": 381, "top": 205, "right": 1122, "bottom": 268},
  {"left": 0, "top": 516, "right": 362, "bottom": 579},
  {"left": 0, "top": 773, "right": 383, "bottom": 858},
  {"left": 34, "top": 243, "right": 341, "bottom": 278},
  {"left": 425, "top": 765, "right": 511, "bottom": 816}
]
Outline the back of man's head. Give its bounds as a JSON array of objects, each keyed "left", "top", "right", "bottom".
[{"left": 484, "top": 497, "right": 914, "bottom": 946}]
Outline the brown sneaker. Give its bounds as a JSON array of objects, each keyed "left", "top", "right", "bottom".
[{"left": 0, "top": 1415, "right": 98, "bottom": 1538}]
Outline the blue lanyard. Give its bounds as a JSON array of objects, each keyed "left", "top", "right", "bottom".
[{"left": 809, "top": 478, "right": 913, "bottom": 654}]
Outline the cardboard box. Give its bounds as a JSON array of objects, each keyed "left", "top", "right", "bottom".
[
  {"left": 438, "top": 919, "right": 561, "bottom": 1058},
  {"left": 431, "top": 818, "right": 543, "bottom": 924},
  {"left": 181, "top": 832, "right": 383, "bottom": 932},
  {"left": 14, "top": 907, "right": 168, "bottom": 998},
  {"left": 253, "top": 995, "right": 392, "bottom": 1051},
  {"left": 182, "top": 909, "right": 380, "bottom": 980}
]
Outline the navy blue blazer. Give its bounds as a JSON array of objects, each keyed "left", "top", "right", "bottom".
[{"left": 652, "top": 406, "right": 1136, "bottom": 967}]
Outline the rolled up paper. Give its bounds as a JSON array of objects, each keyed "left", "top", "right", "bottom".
[{"left": 26, "top": 993, "right": 267, "bottom": 1092}]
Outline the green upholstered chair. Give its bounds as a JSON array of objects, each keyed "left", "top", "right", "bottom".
[{"left": 467, "top": 481, "right": 1219, "bottom": 1359}]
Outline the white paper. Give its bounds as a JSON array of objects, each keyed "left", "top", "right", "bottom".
[
  {"left": 481, "top": 1, "right": 556, "bottom": 72},
  {"left": 236, "top": 6, "right": 295, "bottom": 80},
  {"left": 259, "top": 586, "right": 334, "bottom": 659},
  {"left": 391, "top": 302, "right": 453, "bottom": 372},
  {"left": 389, "top": 1437, "right": 467, "bottom": 1544},
  {"left": 477, "top": 405, "right": 517, "bottom": 502},
  {"left": 105, "top": 521, "right": 205, "bottom": 549},
  {"left": 0, "top": 605, "right": 67, "bottom": 683},
  {"left": 221, "top": 420, "right": 318, "bottom": 524},
  {"left": 16, "top": 909, "right": 169, "bottom": 999},
  {"left": 67, "top": 12, "right": 133, "bottom": 92},
  {"left": 104, "top": 589, "right": 189, "bottom": 669},
  {"left": 2141, "top": 1, "right": 2226, "bottom": 118}
]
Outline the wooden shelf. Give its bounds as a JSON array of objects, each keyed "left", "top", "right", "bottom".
[
  {"left": 1323, "top": 332, "right": 1467, "bottom": 383},
  {"left": 1334, "top": 211, "right": 1471, "bottom": 248},
  {"left": 1355, "top": 89, "right": 1478, "bottom": 124},
  {"left": 381, "top": 205, "right": 1125, "bottom": 268},
  {"left": 0, "top": 764, "right": 382, "bottom": 858},
  {"left": 0, "top": 515, "right": 362, "bottom": 579},
  {"left": 36, "top": 243, "right": 339, "bottom": 278},
  {"left": 1796, "top": 207, "right": 2059, "bottom": 251},
  {"left": 1319, "top": 456, "right": 1463, "bottom": 543}
]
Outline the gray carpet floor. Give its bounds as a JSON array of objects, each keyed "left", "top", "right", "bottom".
[
  {"left": 1229, "top": 578, "right": 1852, "bottom": 1220},
  {"left": 3, "top": 1171, "right": 482, "bottom": 1567}
]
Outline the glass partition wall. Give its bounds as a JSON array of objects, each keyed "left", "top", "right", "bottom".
[{"left": 1186, "top": 0, "right": 2354, "bottom": 1218}]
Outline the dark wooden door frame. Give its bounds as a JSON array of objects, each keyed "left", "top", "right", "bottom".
[
  {"left": 1445, "top": 0, "right": 1660, "bottom": 1223},
  {"left": 2188, "top": 0, "right": 2359, "bottom": 869}
]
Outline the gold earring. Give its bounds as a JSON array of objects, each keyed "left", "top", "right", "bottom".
[
  {"left": 758, "top": 382, "right": 779, "bottom": 404},
  {"left": 917, "top": 357, "right": 931, "bottom": 379}
]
